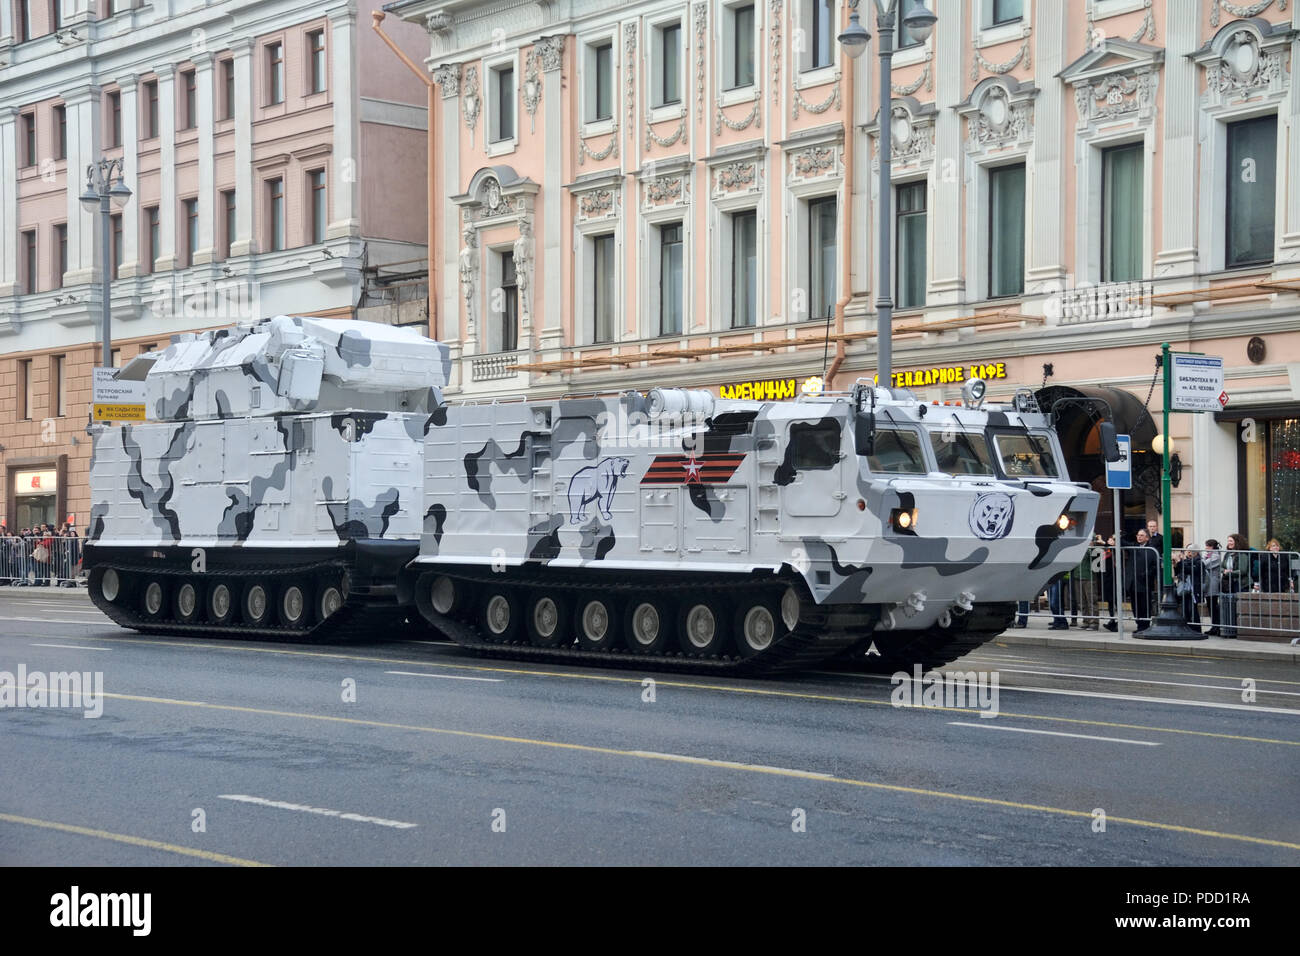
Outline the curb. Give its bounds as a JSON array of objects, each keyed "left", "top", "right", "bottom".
[{"left": 994, "top": 629, "right": 1300, "bottom": 664}]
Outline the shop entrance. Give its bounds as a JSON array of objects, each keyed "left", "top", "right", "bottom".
[{"left": 16, "top": 495, "right": 55, "bottom": 529}]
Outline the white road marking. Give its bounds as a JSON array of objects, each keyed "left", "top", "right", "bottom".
[
  {"left": 947, "top": 721, "right": 1159, "bottom": 746},
  {"left": 961, "top": 665, "right": 1300, "bottom": 698},
  {"left": 385, "top": 670, "right": 503, "bottom": 683},
  {"left": 30, "top": 643, "right": 112, "bottom": 651},
  {"left": 405, "top": 640, "right": 456, "bottom": 646},
  {"left": 218, "top": 794, "right": 418, "bottom": 829},
  {"left": 629, "top": 751, "right": 834, "bottom": 779},
  {"left": 0, "top": 617, "right": 106, "bottom": 625}
]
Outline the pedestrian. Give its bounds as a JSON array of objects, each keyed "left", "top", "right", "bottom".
[
  {"left": 33, "top": 525, "right": 53, "bottom": 587},
  {"left": 1174, "top": 547, "right": 1205, "bottom": 630},
  {"left": 1073, "top": 545, "right": 1098, "bottom": 629},
  {"left": 1145, "top": 518, "right": 1164, "bottom": 558},
  {"left": 1257, "top": 539, "right": 1294, "bottom": 593},
  {"left": 61, "top": 525, "right": 82, "bottom": 587},
  {"left": 1014, "top": 599, "right": 1030, "bottom": 628},
  {"left": 1103, "top": 534, "right": 1120, "bottom": 631},
  {"left": 1126, "top": 529, "right": 1160, "bottom": 632},
  {"left": 1202, "top": 539, "right": 1223, "bottom": 635},
  {"left": 1220, "top": 533, "right": 1251, "bottom": 639}
]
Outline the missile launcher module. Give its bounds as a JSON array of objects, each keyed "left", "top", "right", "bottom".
[
  {"left": 83, "top": 315, "right": 449, "bottom": 640},
  {"left": 402, "top": 384, "right": 1100, "bottom": 674}
]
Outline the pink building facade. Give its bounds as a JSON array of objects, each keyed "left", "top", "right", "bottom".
[
  {"left": 394, "top": 0, "right": 1300, "bottom": 551},
  {"left": 0, "top": 0, "right": 430, "bottom": 526}
]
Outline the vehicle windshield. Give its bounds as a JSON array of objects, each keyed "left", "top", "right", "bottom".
[
  {"left": 928, "top": 428, "right": 995, "bottom": 476},
  {"left": 866, "top": 428, "right": 928, "bottom": 474},
  {"left": 995, "top": 432, "right": 1061, "bottom": 478}
]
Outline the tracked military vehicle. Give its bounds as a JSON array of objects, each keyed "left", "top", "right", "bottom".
[
  {"left": 401, "top": 383, "right": 1100, "bottom": 674},
  {"left": 83, "top": 315, "right": 449, "bottom": 640}
]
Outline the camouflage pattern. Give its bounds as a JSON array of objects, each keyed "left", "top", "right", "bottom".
[
  {"left": 87, "top": 316, "right": 449, "bottom": 549},
  {"left": 412, "top": 388, "right": 1100, "bottom": 632}
]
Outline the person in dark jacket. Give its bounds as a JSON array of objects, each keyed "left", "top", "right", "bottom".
[
  {"left": 1258, "top": 539, "right": 1294, "bottom": 593},
  {"left": 1220, "top": 533, "right": 1251, "bottom": 639},
  {"left": 1102, "top": 535, "right": 1120, "bottom": 631},
  {"left": 1125, "top": 530, "right": 1160, "bottom": 632},
  {"left": 1173, "top": 548, "right": 1206, "bottom": 630}
]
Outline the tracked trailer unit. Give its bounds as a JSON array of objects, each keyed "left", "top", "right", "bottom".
[{"left": 83, "top": 315, "right": 449, "bottom": 640}]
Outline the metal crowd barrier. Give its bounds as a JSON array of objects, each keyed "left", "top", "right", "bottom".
[
  {"left": 1016, "top": 545, "right": 1299, "bottom": 641},
  {"left": 0, "top": 535, "right": 85, "bottom": 587}
]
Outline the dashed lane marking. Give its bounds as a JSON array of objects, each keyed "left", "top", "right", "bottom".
[
  {"left": 946, "top": 721, "right": 1159, "bottom": 746},
  {"left": 386, "top": 670, "right": 503, "bottom": 683},
  {"left": 218, "top": 795, "right": 418, "bottom": 829},
  {"left": 30, "top": 643, "right": 112, "bottom": 651}
]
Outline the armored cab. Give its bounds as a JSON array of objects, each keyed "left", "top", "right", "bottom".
[
  {"left": 84, "top": 315, "right": 449, "bottom": 639},
  {"left": 401, "top": 384, "right": 1099, "bottom": 674}
]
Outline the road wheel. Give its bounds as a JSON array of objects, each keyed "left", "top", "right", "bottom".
[
  {"left": 734, "top": 595, "right": 786, "bottom": 659},
  {"left": 173, "top": 580, "right": 203, "bottom": 624},
  {"left": 624, "top": 598, "right": 671, "bottom": 655},
  {"left": 428, "top": 574, "right": 468, "bottom": 618},
  {"left": 278, "top": 581, "right": 312, "bottom": 629},
  {"left": 479, "top": 588, "right": 521, "bottom": 643},
  {"left": 208, "top": 581, "right": 236, "bottom": 625},
  {"left": 100, "top": 567, "right": 122, "bottom": 603},
  {"left": 243, "top": 582, "right": 271, "bottom": 627},
  {"left": 526, "top": 592, "right": 571, "bottom": 648},
  {"left": 576, "top": 596, "right": 622, "bottom": 651},
  {"left": 140, "top": 578, "right": 168, "bottom": 621},
  {"left": 678, "top": 600, "right": 731, "bottom": 657},
  {"left": 318, "top": 583, "right": 345, "bottom": 622}
]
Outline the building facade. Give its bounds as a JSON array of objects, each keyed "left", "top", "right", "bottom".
[
  {"left": 0, "top": 0, "right": 430, "bottom": 527},
  {"left": 392, "top": 0, "right": 1300, "bottom": 550}
]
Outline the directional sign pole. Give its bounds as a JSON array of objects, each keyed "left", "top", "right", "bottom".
[
  {"left": 1141, "top": 343, "right": 1204, "bottom": 640},
  {"left": 1105, "top": 434, "right": 1131, "bottom": 637}
]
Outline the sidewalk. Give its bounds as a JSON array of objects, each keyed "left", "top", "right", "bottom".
[{"left": 999, "top": 615, "right": 1300, "bottom": 663}]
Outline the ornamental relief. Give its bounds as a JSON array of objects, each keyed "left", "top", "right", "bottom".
[
  {"left": 1071, "top": 68, "right": 1159, "bottom": 129},
  {"left": 961, "top": 84, "right": 1035, "bottom": 153},
  {"left": 789, "top": 145, "right": 840, "bottom": 181},
  {"left": 642, "top": 175, "right": 689, "bottom": 211},
  {"left": 576, "top": 187, "right": 619, "bottom": 221},
  {"left": 712, "top": 160, "right": 761, "bottom": 198},
  {"left": 1199, "top": 28, "right": 1289, "bottom": 108}
]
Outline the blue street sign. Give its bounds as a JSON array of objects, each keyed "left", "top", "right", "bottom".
[{"left": 1106, "top": 434, "right": 1132, "bottom": 490}]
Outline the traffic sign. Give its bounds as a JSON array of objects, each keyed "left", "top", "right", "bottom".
[
  {"left": 92, "top": 367, "right": 147, "bottom": 422},
  {"left": 1106, "top": 434, "right": 1132, "bottom": 490},
  {"left": 1218, "top": 390, "right": 1229, "bottom": 408},
  {"left": 1170, "top": 353, "right": 1224, "bottom": 412}
]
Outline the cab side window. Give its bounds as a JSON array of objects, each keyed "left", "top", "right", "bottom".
[{"left": 789, "top": 420, "right": 841, "bottom": 470}]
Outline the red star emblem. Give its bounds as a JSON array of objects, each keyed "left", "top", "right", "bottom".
[{"left": 682, "top": 454, "right": 703, "bottom": 483}]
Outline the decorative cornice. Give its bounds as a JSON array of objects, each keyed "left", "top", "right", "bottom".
[
  {"left": 536, "top": 35, "right": 565, "bottom": 73},
  {"left": 432, "top": 63, "right": 460, "bottom": 99}
]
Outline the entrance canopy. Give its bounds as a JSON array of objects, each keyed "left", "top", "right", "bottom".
[{"left": 1035, "top": 384, "right": 1159, "bottom": 485}]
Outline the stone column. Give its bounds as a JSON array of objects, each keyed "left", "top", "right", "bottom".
[
  {"left": 537, "top": 36, "right": 565, "bottom": 351},
  {"left": 155, "top": 69, "right": 178, "bottom": 272},
  {"left": 1026, "top": 0, "right": 1066, "bottom": 291},
  {"left": 0, "top": 107, "right": 16, "bottom": 296},
  {"left": 1154, "top": 2, "right": 1201, "bottom": 277},
  {"left": 119, "top": 75, "right": 141, "bottom": 277},
  {"left": 433, "top": 63, "right": 463, "bottom": 344},
  {"left": 230, "top": 38, "right": 255, "bottom": 256},
  {"left": 194, "top": 51, "right": 216, "bottom": 264},
  {"left": 327, "top": 4, "right": 361, "bottom": 238},
  {"left": 928, "top": 2, "right": 964, "bottom": 304},
  {"left": 1281, "top": 26, "right": 1300, "bottom": 262},
  {"left": 62, "top": 85, "right": 102, "bottom": 285}
]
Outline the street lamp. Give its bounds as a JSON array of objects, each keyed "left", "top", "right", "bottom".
[
  {"left": 80, "top": 158, "right": 131, "bottom": 369},
  {"left": 839, "top": 0, "right": 937, "bottom": 388}
]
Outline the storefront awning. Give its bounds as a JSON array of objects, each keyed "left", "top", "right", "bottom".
[{"left": 1035, "top": 384, "right": 1159, "bottom": 485}]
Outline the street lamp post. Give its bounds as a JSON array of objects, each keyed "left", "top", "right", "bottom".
[
  {"left": 80, "top": 159, "right": 132, "bottom": 369},
  {"left": 839, "top": 0, "right": 936, "bottom": 388}
]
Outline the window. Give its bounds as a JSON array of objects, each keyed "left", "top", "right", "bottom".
[
  {"left": 222, "top": 190, "right": 237, "bottom": 259},
  {"left": 50, "top": 0, "right": 62, "bottom": 29},
  {"left": 183, "top": 198, "right": 198, "bottom": 267},
  {"left": 19, "top": 360, "right": 32, "bottom": 421},
  {"left": 789, "top": 421, "right": 842, "bottom": 471},
  {"left": 267, "top": 43, "right": 284, "bottom": 105},
  {"left": 221, "top": 60, "right": 235, "bottom": 120},
  {"left": 110, "top": 214, "right": 123, "bottom": 279},
  {"left": 726, "top": 4, "right": 756, "bottom": 90},
  {"left": 655, "top": 23, "right": 682, "bottom": 107},
  {"left": 730, "top": 210, "right": 758, "bottom": 327},
  {"left": 1102, "top": 143, "right": 1143, "bottom": 282},
  {"left": 267, "top": 178, "right": 285, "bottom": 251},
  {"left": 988, "top": 163, "right": 1025, "bottom": 298},
  {"left": 806, "top": 0, "right": 835, "bottom": 71},
  {"left": 491, "top": 64, "right": 515, "bottom": 143},
  {"left": 866, "top": 429, "right": 928, "bottom": 475},
  {"left": 930, "top": 429, "right": 995, "bottom": 476},
  {"left": 896, "top": 181, "right": 926, "bottom": 308},
  {"left": 308, "top": 30, "right": 326, "bottom": 94},
  {"left": 52, "top": 355, "right": 66, "bottom": 417},
  {"left": 145, "top": 206, "right": 160, "bottom": 273},
  {"left": 21, "top": 230, "right": 37, "bottom": 294},
  {"left": 808, "top": 196, "right": 837, "bottom": 319},
  {"left": 54, "top": 105, "right": 66, "bottom": 160},
  {"left": 111, "top": 349, "right": 121, "bottom": 369},
  {"left": 181, "top": 69, "right": 197, "bottom": 129},
  {"left": 994, "top": 433, "right": 1060, "bottom": 478},
  {"left": 17, "top": 0, "right": 30, "bottom": 43},
  {"left": 990, "top": 0, "right": 1023, "bottom": 25},
  {"left": 107, "top": 90, "right": 122, "bottom": 147},
  {"left": 308, "top": 169, "right": 326, "bottom": 244},
  {"left": 1225, "top": 115, "right": 1277, "bottom": 269},
  {"left": 587, "top": 41, "right": 613, "bottom": 122},
  {"left": 143, "top": 79, "right": 159, "bottom": 138},
  {"left": 53, "top": 223, "right": 67, "bottom": 289},
  {"left": 658, "top": 222, "right": 683, "bottom": 335},
  {"left": 20, "top": 113, "right": 35, "bottom": 168},
  {"left": 591, "top": 232, "right": 616, "bottom": 343},
  {"left": 497, "top": 251, "right": 519, "bottom": 352}
]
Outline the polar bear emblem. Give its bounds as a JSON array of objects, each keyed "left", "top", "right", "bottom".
[
  {"left": 568, "top": 457, "right": 630, "bottom": 524},
  {"left": 968, "top": 492, "right": 1015, "bottom": 540}
]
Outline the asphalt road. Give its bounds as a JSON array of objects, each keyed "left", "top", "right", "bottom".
[{"left": 2, "top": 588, "right": 1297, "bottom": 866}]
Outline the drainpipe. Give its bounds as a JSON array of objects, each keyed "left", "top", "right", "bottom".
[
  {"left": 371, "top": 11, "right": 438, "bottom": 340},
  {"left": 824, "top": 50, "right": 854, "bottom": 389}
]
